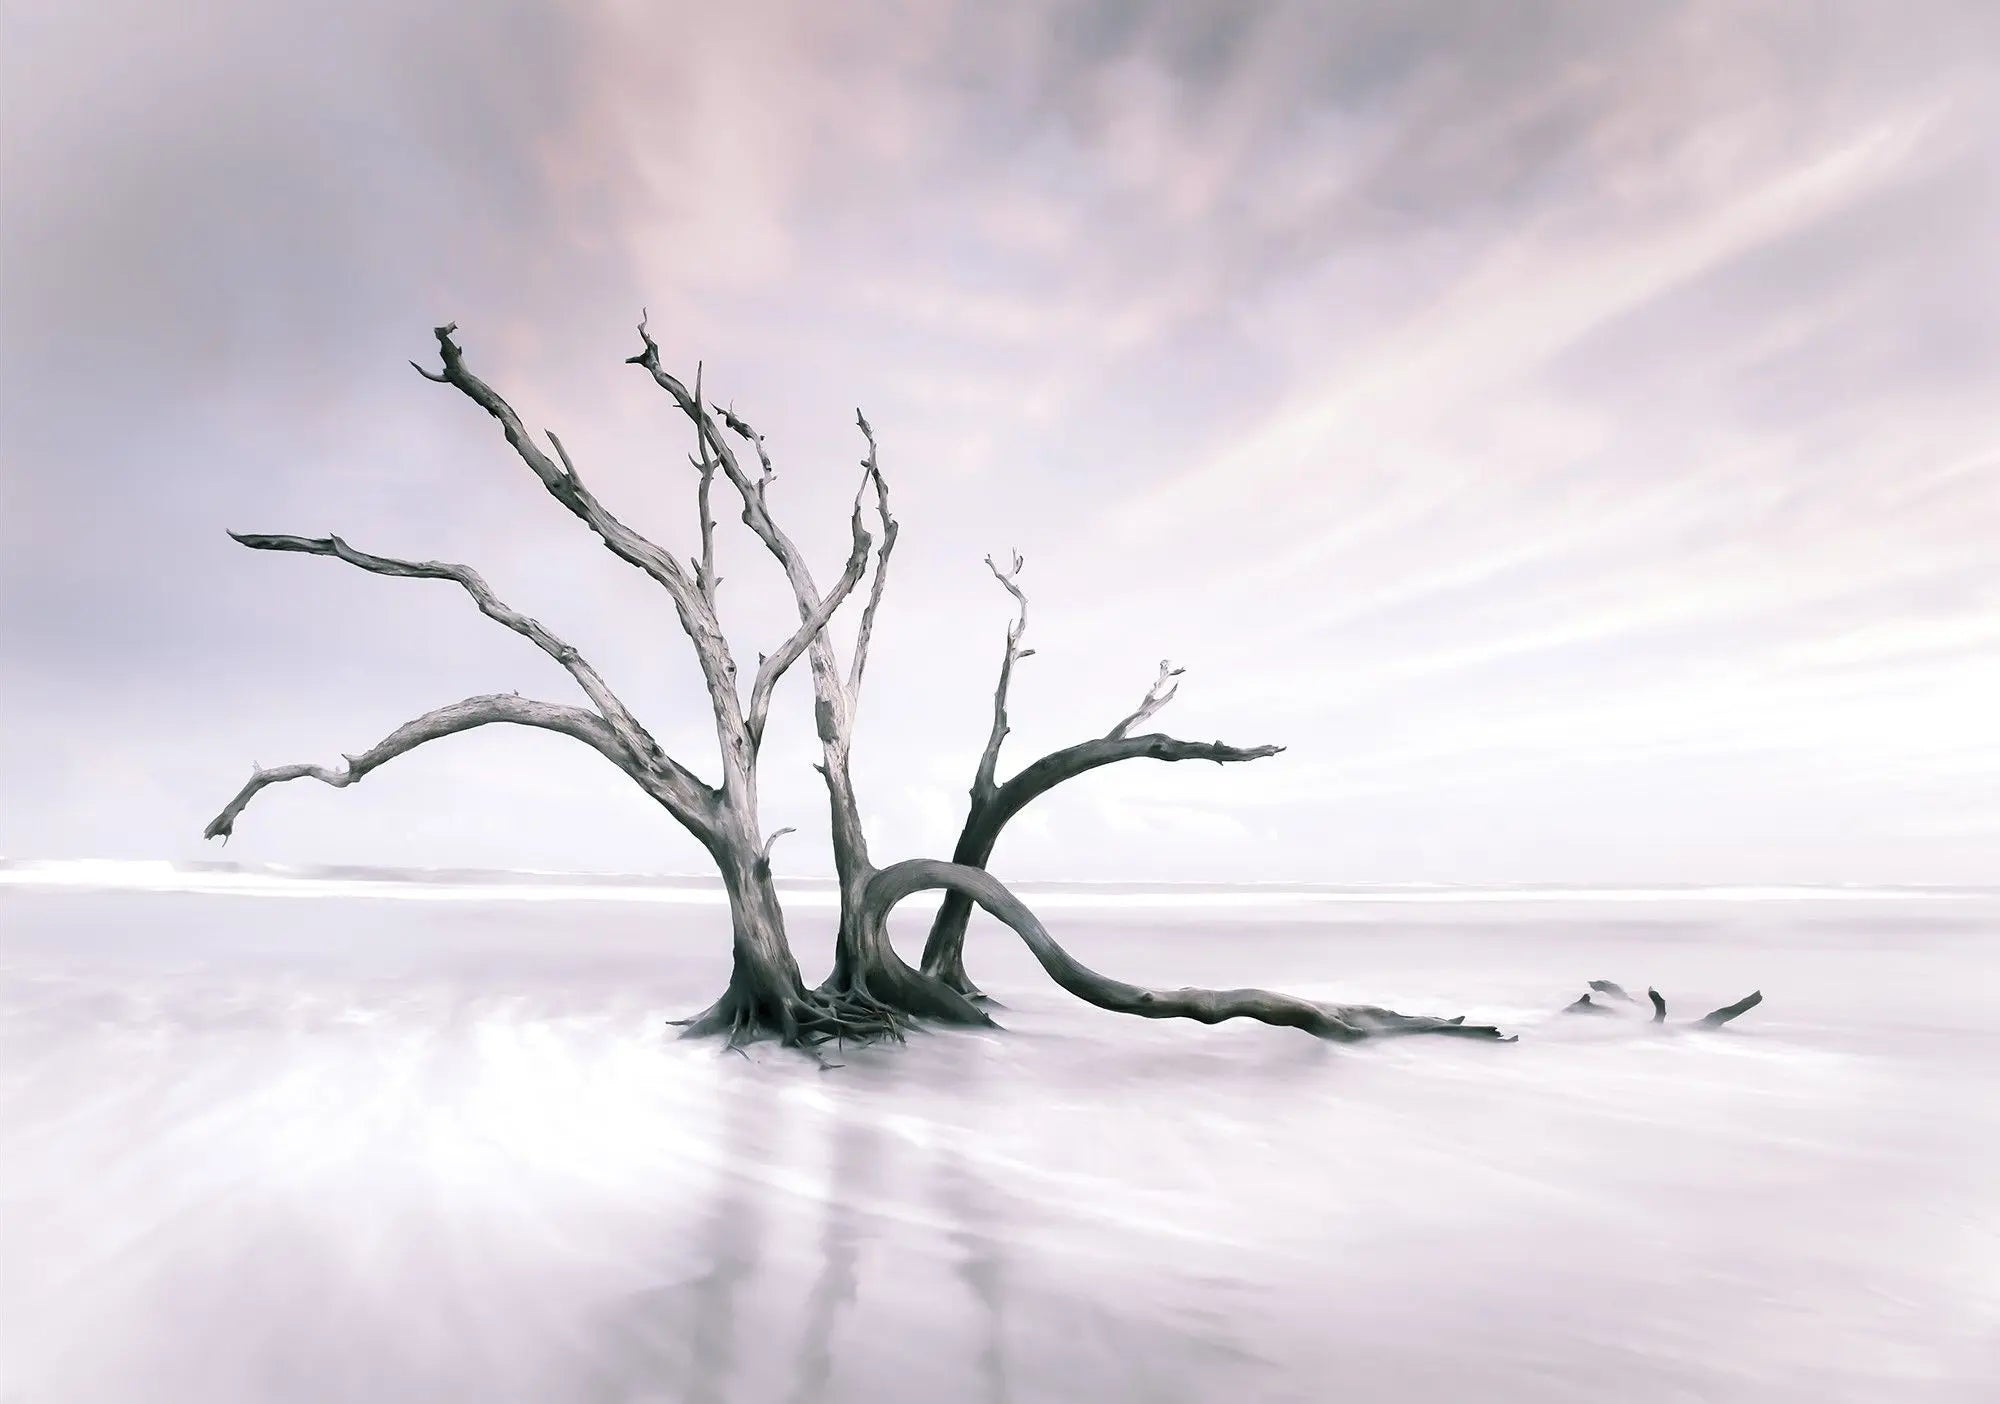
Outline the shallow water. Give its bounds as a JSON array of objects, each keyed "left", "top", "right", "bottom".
[{"left": 2, "top": 884, "right": 1996, "bottom": 1402}]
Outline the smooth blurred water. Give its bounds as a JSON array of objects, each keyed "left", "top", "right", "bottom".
[{"left": 2, "top": 884, "right": 1996, "bottom": 1402}]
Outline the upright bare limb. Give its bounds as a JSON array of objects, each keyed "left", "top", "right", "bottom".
[
  {"left": 1106, "top": 660, "right": 1186, "bottom": 740},
  {"left": 626, "top": 320, "right": 862, "bottom": 772},
  {"left": 628, "top": 319, "right": 896, "bottom": 993},
  {"left": 414, "top": 325, "right": 695, "bottom": 603},
  {"left": 845, "top": 414, "right": 898, "bottom": 704},
  {"left": 971, "top": 551, "right": 1031, "bottom": 802},
  {"left": 744, "top": 481, "right": 875, "bottom": 748},
  {"left": 411, "top": 325, "right": 785, "bottom": 813},
  {"left": 921, "top": 564, "right": 1282, "bottom": 996},
  {"left": 690, "top": 362, "right": 721, "bottom": 602}
]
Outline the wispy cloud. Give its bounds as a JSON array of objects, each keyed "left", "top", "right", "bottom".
[{"left": 4, "top": 0, "right": 1997, "bottom": 883}]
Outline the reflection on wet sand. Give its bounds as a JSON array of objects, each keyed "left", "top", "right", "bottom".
[
  {"left": 934, "top": 1150, "right": 1010, "bottom": 1404},
  {"left": 779, "top": 1096, "right": 859, "bottom": 1404},
  {"left": 581, "top": 1080, "right": 764, "bottom": 1404},
  {"left": 572, "top": 1038, "right": 1275, "bottom": 1403}
]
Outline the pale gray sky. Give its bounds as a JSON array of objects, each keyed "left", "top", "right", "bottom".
[{"left": 4, "top": 0, "right": 1998, "bottom": 883}]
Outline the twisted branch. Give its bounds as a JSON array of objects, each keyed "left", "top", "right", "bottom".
[
  {"left": 204, "top": 694, "right": 642, "bottom": 843},
  {"left": 971, "top": 551, "right": 1031, "bottom": 801},
  {"left": 629, "top": 312, "right": 877, "bottom": 879},
  {"left": 845, "top": 411, "right": 899, "bottom": 704},
  {"left": 876, "top": 861, "right": 1510, "bottom": 1041},
  {"left": 1107, "top": 660, "right": 1187, "bottom": 740},
  {"left": 745, "top": 479, "right": 875, "bottom": 747},
  {"left": 223, "top": 531, "right": 711, "bottom": 819},
  {"left": 415, "top": 324, "right": 751, "bottom": 744},
  {"left": 691, "top": 361, "right": 721, "bottom": 601}
]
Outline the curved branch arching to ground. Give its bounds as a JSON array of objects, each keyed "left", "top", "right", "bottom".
[
  {"left": 919, "top": 734, "right": 1284, "bottom": 997},
  {"left": 872, "top": 860, "right": 1513, "bottom": 1042}
]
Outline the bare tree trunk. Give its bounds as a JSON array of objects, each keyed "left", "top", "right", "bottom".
[
  {"left": 920, "top": 823, "right": 1003, "bottom": 998},
  {"left": 820, "top": 870, "right": 995, "bottom": 1028},
  {"left": 875, "top": 860, "right": 1512, "bottom": 1041},
  {"left": 676, "top": 848, "right": 815, "bottom": 1045},
  {"left": 674, "top": 830, "right": 950, "bottom": 1050}
]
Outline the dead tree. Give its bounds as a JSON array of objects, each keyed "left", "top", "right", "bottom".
[{"left": 207, "top": 318, "right": 1511, "bottom": 1050}]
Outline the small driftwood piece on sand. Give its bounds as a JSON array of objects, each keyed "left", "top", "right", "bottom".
[{"left": 1562, "top": 982, "right": 1763, "bottom": 1029}]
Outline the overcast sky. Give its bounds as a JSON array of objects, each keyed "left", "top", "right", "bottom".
[{"left": 4, "top": 0, "right": 1998, "bottom": 884}]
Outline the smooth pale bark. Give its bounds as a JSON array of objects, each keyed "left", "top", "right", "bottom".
[
  {"left": 628, "top": 326, "right": 886, "bottom": 988},
  {"left": 205, "top": 694, "right": 649, "bottom": 843}
]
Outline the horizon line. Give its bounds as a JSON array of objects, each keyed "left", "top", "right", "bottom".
[{"left": 3, "top": 856, "right": 1995, "bottom": 902}]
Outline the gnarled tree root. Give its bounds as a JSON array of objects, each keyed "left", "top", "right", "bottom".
[
  {"left": 817, "top": 957, "right": 997, "bottom": 1030},
  {"left": 671, "top": 982, "right": 913, "bottom": 1055},
  {"left": 675, "top": 949, "right": 998, "bottom": 1057}
]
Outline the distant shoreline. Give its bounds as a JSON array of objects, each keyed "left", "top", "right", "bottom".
[{"left": 2, "top": 858, "right": 1991, "bottom": 907}]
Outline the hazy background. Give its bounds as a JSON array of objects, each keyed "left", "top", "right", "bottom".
[{"left": 5, "top": 0, "right": 1998, "bottom": 884}]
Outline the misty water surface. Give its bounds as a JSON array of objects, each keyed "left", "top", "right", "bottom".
[{"left": 2, "top": 880, "right": 1995, "bottom": 1402}]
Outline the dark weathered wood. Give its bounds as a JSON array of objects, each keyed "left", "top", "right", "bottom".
[
  {"left": 918, "top": 561, "right": 1283, "bottom": 993},
  {"left": 875, "top": 861, "right": 1510, "bottom": 1042},
  {"left": 1556, "top": 983, "right": 1762, "bottom": 1031},
  {"left": 1697, "top": 989, "right": 1763, "bottom": 1028}
]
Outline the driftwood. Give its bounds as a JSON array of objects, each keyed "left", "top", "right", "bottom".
[{"left": 1563, "top": 983, "right": 1764, "bottom": 1029}]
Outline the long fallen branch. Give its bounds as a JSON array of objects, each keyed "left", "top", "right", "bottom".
[{"left": 871, "top": 859, "right": 1514, "bottom": 1042}]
